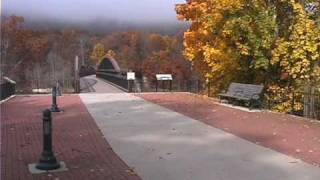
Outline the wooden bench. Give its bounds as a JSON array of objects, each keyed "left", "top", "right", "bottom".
[{"left": 218, "top": 83, "right": 264, "bottom": 109}]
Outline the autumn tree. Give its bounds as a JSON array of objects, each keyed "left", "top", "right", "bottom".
[
  {"left": 176, "top": 0, "right": 320, "bottom": 112},
  {"left": 1, "top": 15, "right": 192, "bottom": 92},
  {"left": 1, "top": 16, "right": 34, "bottom": 86},
  {"left": 90, "top": 43, "right": 106, "bottom": 65},
  {"left": 142, "top": 33, "right": 191, "bottom": 82},
  {"left": 269, "top": 0, "right": 320, "bottom": 112},
  {"left": 27, "top": 35, "right": 50, "bottom": 89},
  {"left": 106, "top": 50, "right": 116, "bottom": 59},
  {"left": 176, "top": 0, "right": 279, "bottom": 90},
  {"left": 101, "top": 31, "right": 145, "bottom": 71}
]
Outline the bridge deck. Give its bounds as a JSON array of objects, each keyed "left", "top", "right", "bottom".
[{"left": 80, "top": 75, "right": 124, "bottom": 93}]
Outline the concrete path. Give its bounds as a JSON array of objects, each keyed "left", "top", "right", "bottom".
[
  {"left": 80, "top": 93, "right": 320, "bottom": 180},
  {"left": 80, "top": 75, "right": 124, "bottom": 93}
]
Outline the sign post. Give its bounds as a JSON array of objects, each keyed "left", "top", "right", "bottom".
[
  {"left": 156, "top": 74, "right": 173, "bottom": 92},
  {"left": 74, "top": 56, "right": 80, "bottom": 93},
  {"left": 127, "top": 72, "right": 135, "bottom": 93}
]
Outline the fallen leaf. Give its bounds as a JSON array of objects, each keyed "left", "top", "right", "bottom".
[
  {"left": 289, "top": 161, "right": 298, "bottom": 163},
  {"left": 126, "top": 169, "right": 137, "bottom": 175}
]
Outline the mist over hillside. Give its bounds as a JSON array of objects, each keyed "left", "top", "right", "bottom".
[{"left": 3, "top": 13, "right": 189, "bottom": 36}]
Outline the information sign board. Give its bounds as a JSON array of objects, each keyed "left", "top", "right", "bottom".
[
  {"left": 127, "top": 72, "right": 135, "bottom": 80},
  {"left": 156, "top": 74, "right": 172, "bottom": 81}
]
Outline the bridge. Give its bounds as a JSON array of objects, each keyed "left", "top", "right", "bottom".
[
  {"left": 79, "top": 57, "right": 129, "bottom": 93},
  {"left": 80, "top": 75, "right": 124, "bottom": 93}
]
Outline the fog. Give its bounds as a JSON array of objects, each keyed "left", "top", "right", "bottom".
[{"left": 3, "top": 0, "right": 186, "bottom": 23}]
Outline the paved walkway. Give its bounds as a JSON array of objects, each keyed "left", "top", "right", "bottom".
[
  {"left": 80, "top": 93, "right": 320, "bottom": 180},
  {"left": 0, "top": 95, "right": 141, "bottom": 180},
  {"left": 80, "top": 75, "right": 124, "bottom": 93},
  {"left": 137, "top": 93, "right": 320, "bottom": 167}
]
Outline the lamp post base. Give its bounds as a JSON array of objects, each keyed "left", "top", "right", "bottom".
[
  {"left": 50, "top": 105, "right": 60, "bottom": 112},
  {"left": 36, "top": 161, "right": 61, "bottom": 171},
  {"left": 36, "top": 152, "right": 60, "bottom": 170}
]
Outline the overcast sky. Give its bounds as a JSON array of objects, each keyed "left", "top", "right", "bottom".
[{"left": 3, "top": 0, "right": 186, "bottom": 23}]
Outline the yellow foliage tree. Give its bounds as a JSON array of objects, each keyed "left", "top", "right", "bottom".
[
  {"left": 90, "top": 43, "right": 106, "bottom": 65},
  {"left": 268, "top": 0, "right": 320, "bottom": 113},
  {"left": 106, "top": 50, "right": 116, "bottom": 59},
  {"left": 272, "top": 1, "right": 320, "bottom": 83},
  {"left": 177, "top": 0, "right": 320, "bottom": 112},
  {"left": 176, "top": 0, "right": 275, "bottom": 92}
]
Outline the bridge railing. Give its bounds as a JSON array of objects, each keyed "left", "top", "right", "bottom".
[
  {"left": 96, "top": 69, "right": 129, "bottom": 91},
  {"left": 79, "top": 66, "right": 96, "bottom": 77}
]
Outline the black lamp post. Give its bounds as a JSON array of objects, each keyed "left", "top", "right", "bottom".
[{"left": 36, "top": 109, "right": 60, "bottom": 170}]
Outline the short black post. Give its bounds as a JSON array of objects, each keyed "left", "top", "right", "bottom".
[
  {"left": 162, "top": 81, "right": 165, "bottom": 92},
  {"left": 36, "top": 109, "right": 60, "bottom": 170},
  {"left": 187, "top": 81, "right": 191, "bottom": 92},
  {"left": 291, "top": 90, "right": 295, "bottom": 114},
  {"left": 156, "top": 80, "right": 158, "bottom": 92},
  {"left": 208, "top": 81, "right": 211, "bottom": 97},
  {"left": 128, "top": 80, "right": 134, "bottom": 93},
  {"left": 169, "top": 80, "right": 172, "bottom": 92},
  {"left": 50, "top": 87, "right": 60, "bottom": 112}
]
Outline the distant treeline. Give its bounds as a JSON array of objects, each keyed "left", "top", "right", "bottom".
[{"left": 0, "top": 15, "right": 192, "bottom": 91}]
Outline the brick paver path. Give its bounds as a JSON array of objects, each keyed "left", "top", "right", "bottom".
[
  {"left": 136, "top": 93, "right": 320, "bottom": 167},
  {"left": 1, "top": 95, "right": 141, "bottom": 180}
]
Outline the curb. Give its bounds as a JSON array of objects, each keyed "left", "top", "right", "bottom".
[{"left": 0, "top": 95, "right": 16, "bottom": 104}]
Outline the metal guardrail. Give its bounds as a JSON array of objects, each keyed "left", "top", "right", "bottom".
[
  {"left": 95, "top": 70, "right": 320, "bottom": 120},
  {"left": 136, "top": 79, "right": 203, "bottom": 93},
  {"left": 96, "top": 69, "right": 129, "bottom": 90},
  {"left": 265, "top": 90, "right": 320, "bottom": 119},
  {"left": 79, "top": 66, "right": 96, "bottom": 77}
]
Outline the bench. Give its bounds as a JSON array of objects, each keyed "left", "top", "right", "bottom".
[{"left": 218, "top": 83, "right": 264, "bottom": 109}]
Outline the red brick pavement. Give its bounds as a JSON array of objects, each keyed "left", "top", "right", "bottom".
[
  {"left": 136, "top": 93, "right": 320, "bottom": 167},
  {"left": 0, "top": 95, "right": 141, "bottom": 180}
]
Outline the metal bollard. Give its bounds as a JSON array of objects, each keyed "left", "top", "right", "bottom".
[
  {"left": 50, "top": 87, "right": 60, "bottom": 112},
  {"left": 36, "top": 109, "right": 60, "bottom": 170}
]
